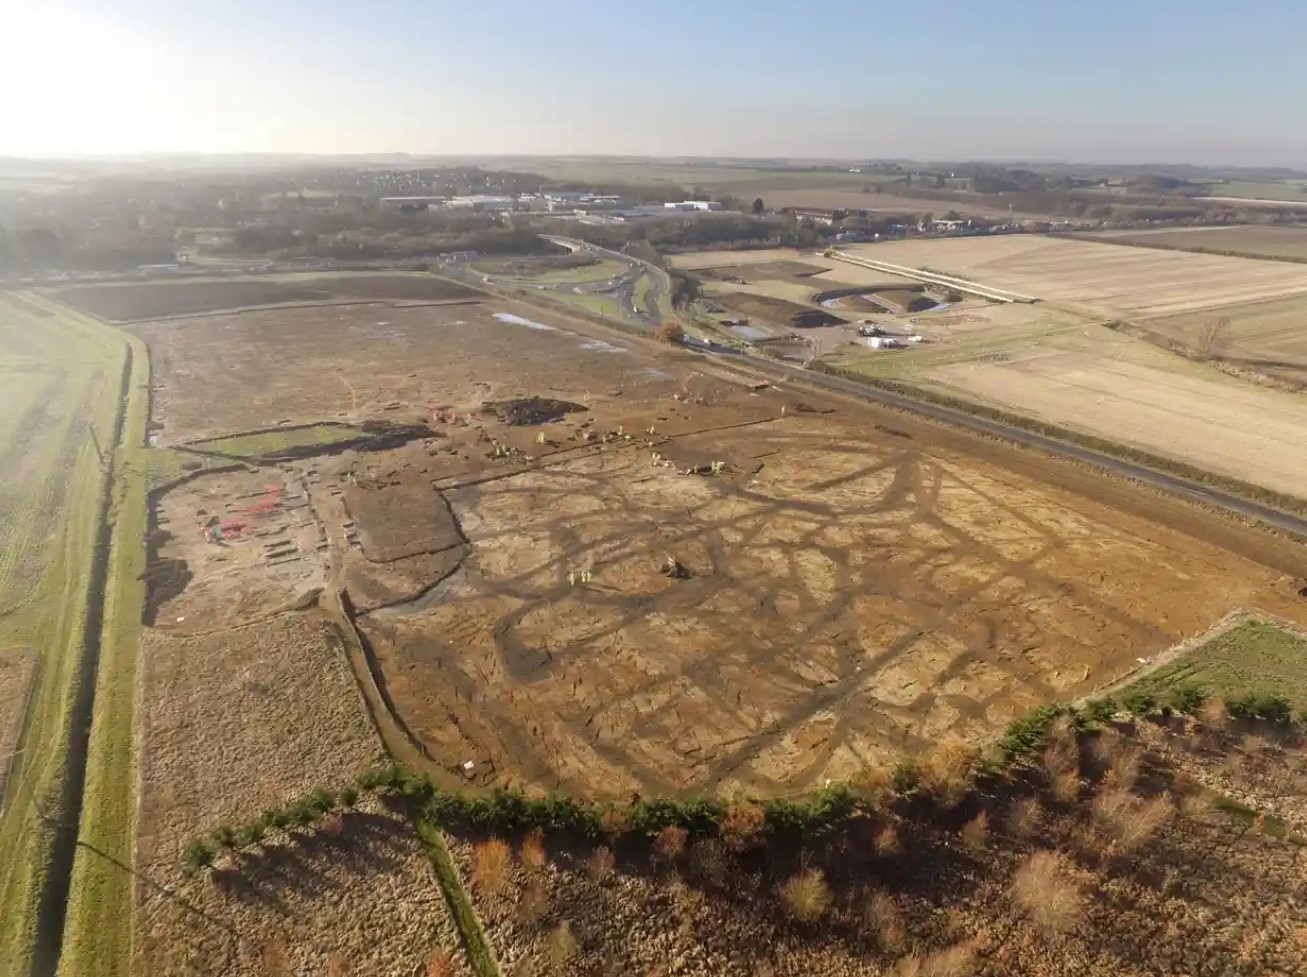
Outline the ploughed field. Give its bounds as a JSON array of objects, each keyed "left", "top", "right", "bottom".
[{"left": 128, "top": 278, "right": 1307, "bottom": 805}]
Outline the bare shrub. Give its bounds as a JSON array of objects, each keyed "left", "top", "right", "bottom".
[
  {"left": 720, "top": 801, "right": 766, "bottom": 851},
  {"left": 655, "top": 320, "right": 685, "bottom": 344},
  {"left": 779, "top": 867, "right": 832, "bottom": 923},
  {"left": 919, "top": 736, "right": 977, "bottom": 809},
  {"left": 1198, "top": 316, "right": 1230, "bottom": 358},
  {"left": 320, "top": 812, "right": 346, "bottom": 839},
  {"left": 873, "top": 822, "right": 902, "bottom": 857},
  {"left": 1051, "top": 770, "right": 1081, "bottom": 803},
  {"left": 687, "top": 838, "right": 729, "bottom": 887},
  {"left": 546, "top": 920, "right": 579, "bottom": 968},
  {"left": 1093, "top": 789, "right": 1173, "bottom": 852},
  {"left": 1006, "top": 797, "right": 1042, "bottom": 838},
  {"left": 427, "top": 950, "right": 457, "bottom": 977},
  {"left": 857, "top": 763, "right": 895, "bottom": 809},
  {"left": 863, "top": 890, "right": 907, "bottom": 952},
  {"left": 587, "top": 845, "right": 615, "bottom": 881},
  {"left": 472, "top": 837, "right": 513, "bottom": 895},
  {"left": 517, "top": 880, "right": 549, "bottom": 927},
  {"left": 1100, "top": 739, "right": 1143, "bottom": 790},
  {"left": 521, "top": 827, "right": 547, "bottom": 873},
  {"left": 959, "top": 810, "right": 989, "bottom": 852},
  {"left": 1009, "top": 851, "right": 1084, "bottom": 935},
  {"left": 599, "top": 807, "right": 629, "bottom": 838},
  {"left": 1198, "top": 696, "right": 1228, "bottom": 730},
  {"left": 1179, "top": 790, "right": 1215, "bottom": 822},
  {"left": 653, "top": 825, "right": 689, "bottom": 863}
]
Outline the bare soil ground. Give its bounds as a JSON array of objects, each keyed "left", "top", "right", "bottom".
[
  {"left": 716, "top": 293, "right": 847, "bottom": 328},
  {"left": 927, "top": 342, "right": 1307, "bottom": 498},
  {"left": 306, "top": 275, "right": 481, "bottom": 302},
  {"left": 131, "top": 301, "right": 687, "bottom": 444},
  {"left": 52, "top": 280, "right": 331, "bottom": 321},
  {"left": 699, "top": 260, "right": 832, "bottom": 280},
  {"left": 133, "top": 612, "right": 468, "bottom": 975},
  {"left": 1089, "top": 225, "right": 1307, "bottom": 261},
  {"left": 837, "top": 236, "right": 1307, "bottom": 317},
  {"left": 359, "top": 410, "right": 1305, "bottom": 799},
  {"left": 448, "top": 720, "right": 1307, "bottom": 977}
]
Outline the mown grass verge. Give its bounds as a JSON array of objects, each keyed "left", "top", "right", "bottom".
[
  {"left": 58, "top": 327, "right": 151, "bottom": 977},
  {"left": 0, "top": 295, "right": 128, "bottom": 977}
]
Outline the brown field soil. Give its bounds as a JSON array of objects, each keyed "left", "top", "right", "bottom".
[
  {"left": 838, "top": 236, "right": 1307, "bottom": 317},
  {"left": 129, "top": 277, "right": 1307, "bottom": 808},
  {"left": 699, "top": 260, "right": 831, "bottom": 280},
  {"left": 1089, "top": 225, "right": 1307, "bottom": 261},
  {"left": 51, "top": 280, "right": 331, "bottom": 321},
  {"left": 927, "top": 342, "right": 1307, "bottom": 499},
  {"left": 132, "top": 612, "right": 468, "bottom": 975},
  {"left": 131, "top": 301, "right": 684, "bottom": 444},
  {"left": 359, "top": 409, "right": 1306, "bottom": 799},
  {"left": 0, "top": 647, "right": 34, "bottom": 797},
  {"left": 716, "top": 293, "right": 847, "bottom": 328},
  {"left": 448, "top": 722, "right": 1307, "bottom": 977},
  {"left": 1136, "top": 293, "right": 1307, "bottom": 386},
  {"left": 306, "top": 274, "right": 481, "bottom": 302}
]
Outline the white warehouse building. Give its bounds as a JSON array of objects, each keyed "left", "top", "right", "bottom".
[{"left": 664, "top": 200, "right": 723, "bottom": 212}]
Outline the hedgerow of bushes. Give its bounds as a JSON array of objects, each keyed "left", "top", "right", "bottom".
[{"left": 181, "top": 685, "right": 1305, "bottom": 871}]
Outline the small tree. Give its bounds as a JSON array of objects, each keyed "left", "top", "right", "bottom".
[
  {"left": 655, "top": 320, "right": 685, "bottom": 344},
  {"left": 752, "top": 197, "right": 765, "bottom": 215},
  {"left": 652, "top": 824, "right": 688, "bottom": 863},
  {"left": 587, "top": 845, "right": 615, "bottom": 881},
  {"left": 521, "top": 827, "right": 547, "bottom": 872},
  {"left": 719, "top": 801, "right": 766, "bottom": 851},
  {"left": 959, "top": 810, "right": 989, "bottom": 852},
  {"left": 863, "top": 890, "right": 906, "bottom": 952},
  {"left": 779, "top": 867, "right": 832, "bottom": 924}
]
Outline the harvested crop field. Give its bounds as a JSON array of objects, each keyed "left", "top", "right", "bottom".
[
  {"left": 699, "top": 260, "right": 831, "bottom": 280},
  {"left": 838, "top": 236, "right": 1307, "bottom": 317},
  {"left": 927, "top": 343, "right": 1307, "bottom": 498},
  {"left": 0, "top": 648, "right": 34, "bottom": 795},
  {"left": 131, "top": 611, "right": 470, "bottom": 976},
  {"left": 1089, "top": 225, "right": 1307, "bottom": 261},
  {"left": 715, "top": 293, "right": 846, "bottom": 328},
  {"left": 304, "top": 274, "right": 481, "bottom": 302},
  {"left": 130, "top": 301, "right": 670, "bottom": 443},
  {"left": 1132, "top": 293, "right": 1307, "bottom": 386},
  {"left": 762, "top": 188, "right": 1022, "bottom": 220},
  {"left": 358, "top": 409, "right": 1307, "bottom": 798},
  {"left": 52, "top": 280, "right": 330, "bottom": 321}
]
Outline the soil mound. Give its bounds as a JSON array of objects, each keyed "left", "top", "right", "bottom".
[{"left": 481, "top": 397, "right": 588, "bottom": 426}]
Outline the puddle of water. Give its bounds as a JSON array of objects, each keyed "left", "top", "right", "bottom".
[
  {"left": 493, "top": 312, "right": 556, "bottom": 331},
  {"left": 580, "top": 339, "right": 626, "bottom": 353}
]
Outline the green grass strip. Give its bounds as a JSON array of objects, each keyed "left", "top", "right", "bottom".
[{"left": 414, "top": 816, "right": 500, "bottom": 977}]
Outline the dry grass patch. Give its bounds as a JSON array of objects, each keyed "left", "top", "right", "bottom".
[
  {"left": 1092, "top": 790, "right": 1174, "bottom": 852},
  {"left": 472, "top": 837, "right": 513, "bottom": 895},
  {"left": 779, "top": 867, "right": 832, "bottom": 923},
  {"left": 520, "top": 827, "right": 547, "bottom": 872},
  {"left": 863, "top": 890, "right": 908, "bottom": 952},
  {"left": 1006, "top": 797, "right": 1043, "bottom": 839},
  {"left": 546, "top": 920, "right": 579, "bottom": 968},
  {"left": 959, "top": 810, "right": 989, "bottom": 852},
  {"left": 1009, "top": 850, "right": 1085, "bottom": 936},
  {"left": 919, "top": 736, "right": 978, "bottom": 809}
]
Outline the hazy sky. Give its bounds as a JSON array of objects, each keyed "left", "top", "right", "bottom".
[{"left": 5, "top": 0, "right": 1306, "bottom": 164}]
